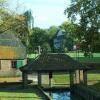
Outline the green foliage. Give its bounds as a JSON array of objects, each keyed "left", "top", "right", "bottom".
[
  {"left": 46, "top": 26, "right": 58, "bottom": 52},
  {"left": 0, "top": 0, "right": 9, "bottom": 30},
  {"left": 0, "top": 1, "right": 34, "bottom": 50},
  {"left": 47, "top": 25, "right": 58, "bottom": 39},
  {"left": 65, "top": 0, "right": 100, "bottom": 52},
  {"left": 29, "top": 27, "right": 50, "bottom": 53},
  {"left": 60, "top": 21, "right": 75, "bottom": 37}
]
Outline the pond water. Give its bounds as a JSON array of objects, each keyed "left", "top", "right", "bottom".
[{"left": 46, "top": 90, "right": 84, "bottom": 100}]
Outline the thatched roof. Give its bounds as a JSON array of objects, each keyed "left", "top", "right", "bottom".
[
  {"left": 81, "top": 62, "right": 100, "bottom": 70},
  {"left": 0, "top": 31, "right": 26, "bottom": 59},
  {"left": 20, "top": 53, "right": 89, "bottom": 73}
]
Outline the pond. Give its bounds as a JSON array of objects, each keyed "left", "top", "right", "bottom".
[{"left": 45, "top": 90, "right": 84, "bottom": 100}]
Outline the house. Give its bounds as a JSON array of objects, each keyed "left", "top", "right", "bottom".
[
  {"left": 0, "top": 31, "right": 27, "bottom": 76},
  {"left": 53, "top": 29, "right": 65, "bottom": 52},
  {"left": 52, "top": 29, "right": 74, "bottom": 52}
]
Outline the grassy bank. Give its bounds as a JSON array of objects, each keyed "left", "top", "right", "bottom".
[{"left": 0, "top": 86, "right": 45, "bottom": 100}]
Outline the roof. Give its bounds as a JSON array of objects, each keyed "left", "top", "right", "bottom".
[
  {"left": 0, "top": 31, "right": 25, "bottom": 47},
  {"left": 0, "top": 31, "right": 26, "bottom": 59},
  {"left": 81, "top": 61, "right": 100, "bottom": 70},
  {"left": 20, "top": 53, "right": 89, "bottom": 73},
  {"left": 52, "top": 29, "right": 65, "bottom": 39}
]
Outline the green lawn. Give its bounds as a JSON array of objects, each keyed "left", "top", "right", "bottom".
[
  {"left": 66, "top": 52, "right": 100, "bottom": 58},
  {"left": 0, "top": 86, "right": 44, "bottom": 100},
  {"left": 66, "top": 52, "right": 100, "bottom": 62},
  {"left": 53, "top": 73, "right": 100, "bottom": 84},
  {"left": 27, "top": 54, "right": 39, "bottom": 59},
  {"left": 87, "top": 73, "right": 100, "bottom": 81},
  {"left": 53, "top": 74, "right": 70, "bottom": 84},
  {"left": 27, "top": 53, "right": 100, "bottom": 62}
]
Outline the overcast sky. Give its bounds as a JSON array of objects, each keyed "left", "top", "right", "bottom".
[{"left": 9, "top": 0, "right": 71, "bottom": 29}]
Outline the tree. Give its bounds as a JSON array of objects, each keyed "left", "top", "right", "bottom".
[
  {"left": 23, "top": 10, "right": 34, "bottom": 47},
  {"left": 46, "top": 26, "right": 58, "bottom": 52},
  {"left": 60, "top": 21, "right": 75, "bottom": 37},
  {"left": 0, "top": 0, "right": 7, "bottom": 15},
  {"left": 65, "top": 0, "right": 100, "bottom": 52},
  {"left": 0, "top": 7, "right": 33, "bottom": 49},
  {"left": 0, "top": 11, "right": 30, "bottom": 46},
  {"left": 0, "top": 0, "right": 9, "bottom": 32},
  {"left": 0, "top": 0, "right": 36, "bottom": 53},
  {"left": 30, "top": 27, "right": 49, "bottom": 53}
]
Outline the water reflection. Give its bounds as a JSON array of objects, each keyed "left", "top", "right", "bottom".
[{"left": 46, "top": 90, "right": 84, "bottom": 100}]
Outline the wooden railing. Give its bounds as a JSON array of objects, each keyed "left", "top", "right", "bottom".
[{"left": 72, "top": 84, "right": 100, "bottom": 100}]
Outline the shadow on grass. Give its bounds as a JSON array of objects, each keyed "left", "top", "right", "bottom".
[
  {"left": 0, "top": 96, "right": 41, "bottom": 99},
  {"left": 0, "top": 84, "right": 44, "bottom": 100}
]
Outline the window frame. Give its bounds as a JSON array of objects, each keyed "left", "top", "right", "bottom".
[{"left": 11, "top": 60, "right": 17, "bottom": 68}]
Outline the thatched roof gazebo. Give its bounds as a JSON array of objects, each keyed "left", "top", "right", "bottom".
[
  {"left": 20, "top": 53, "right": 90, "bottom": 87},
  {"left": 20, "top": 53, "right": 89, "bottom": 72}
]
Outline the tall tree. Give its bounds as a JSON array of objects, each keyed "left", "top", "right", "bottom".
[
  {"left": 23, "top": 10, "right": 34, "bottom": 48},
  {"left": 65, "top": 0, "right": 100, "bottom": 52}
]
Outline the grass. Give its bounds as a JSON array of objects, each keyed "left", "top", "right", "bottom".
[
  {"left": 53, "top": 74, "right": 70, "bottom": 84},
  {"left": 27, "top": 54, "right": 39, "bottom": 59},
  {"left": 0, "top": 86, "right": 44, "bottom": 100},
  {"left": 27, "top": 53, "right": 100, "bottom": 62},
  {"left": 87, "top": 73, "right": 100, "bottom": 81},
  {"left": 66, "top": 52, "right": 100, "bottom": 58},
  {"left": 53, "top": 73, "right": 100, "bottom": 85},
  {"left": 66, "top": 52, "right": 100, "bottom": 62}
]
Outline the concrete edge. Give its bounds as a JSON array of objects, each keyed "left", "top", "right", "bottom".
[{"left": 37, "top": 86, "right": 51, "bottom": 100}]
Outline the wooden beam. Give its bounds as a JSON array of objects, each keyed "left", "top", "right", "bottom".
[
  {"left": 70, "top": 71, "right": 74, "bottom": 87},
  {"left": 75, "top": 70, "right": 80, "bottom": 84},
  {"left": 83, "top": 70, "right": 87, "bottom": 85},
  {"left": 49, "top": 72, "right": 52, "bottom": 87},
  {"left": 22, "top": 72, "right": 28, "bottom": 88},
  {"left": 38, "top": 72, "right": 42, "bottom": 87}
]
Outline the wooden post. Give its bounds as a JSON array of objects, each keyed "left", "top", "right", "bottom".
[
  {"left": 49, "top": 72, "right": 52, "bottom": 87},
  {"left": 38, "top": 72, "right": 42, "bottom": 87},
  {"left": 70, "top": 71, "right": 74, "bottom": 87},
  {"left": 79, "top": 70, "right": 84, "bottom": 83},
  {"left": 75, "top": 70, "right": 80, "bottom": 84},
  {"left": 79, "top": 70, "right": 80, "bottom": 83},
  {"left": 83, "top": 70, "right": 87, "bottom": 85},
  {"left": 22, "top": 72, "right": 28, "bottom": 88}
]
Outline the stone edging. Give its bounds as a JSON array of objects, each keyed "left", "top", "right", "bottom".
[{"left": 37, "top": 86, "right": 51, "bottom": 100}]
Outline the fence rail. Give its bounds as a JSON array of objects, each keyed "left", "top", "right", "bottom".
[{"left": 72, "top": 84, "right": 100, "bottom": 100}]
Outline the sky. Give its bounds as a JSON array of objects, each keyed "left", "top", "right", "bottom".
[{"left": 9, "top": 0, "right": 71, "bottom": 29}]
